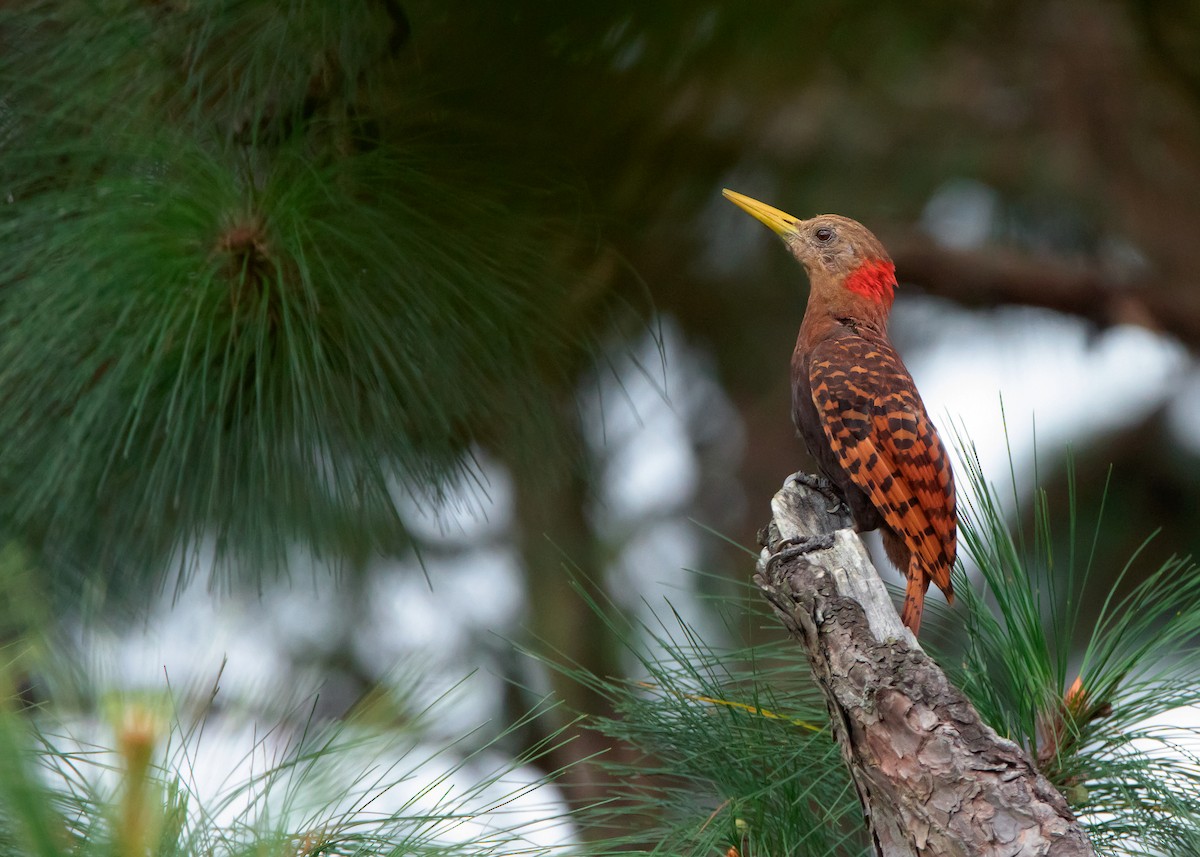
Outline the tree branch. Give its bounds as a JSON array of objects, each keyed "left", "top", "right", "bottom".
[
  {"left": 891, "top": 237, "right": 1200, "bottom": 350},
  {"left": 892, "top": 234, "right": 1200, "bottom": 348},
  {"left": 755, "top": 477, "right": 1097, "bottom": 857}
]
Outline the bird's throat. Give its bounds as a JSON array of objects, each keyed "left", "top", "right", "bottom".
[{"left": 845, "top": 259, "right": 897, "bottom": 306}]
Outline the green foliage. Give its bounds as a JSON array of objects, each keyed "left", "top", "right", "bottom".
[
  {"left": 0, "top": 2, "right": 595, "bottom": 592},
  {"left": 0, "top": 674, "right": 576, "bottom": 857},
  {"left": 942, "top": 430, "right": 1200, "bottom": 855},
  {"left": 543, "top": 588, "right": 866, "bottom": 856}
]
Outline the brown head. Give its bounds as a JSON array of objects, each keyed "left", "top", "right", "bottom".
[{"left": 723, "top": 189, "right": 897, "bottom": 324}]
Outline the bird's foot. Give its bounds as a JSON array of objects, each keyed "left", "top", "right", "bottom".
[
  {"left": 765, "top": 533, "right": 836, "bottom": 573},
  {"left": 783, "top": 472, "right": 847, "bottom": 515}
]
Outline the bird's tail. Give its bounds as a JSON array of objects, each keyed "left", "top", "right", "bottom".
[
  {"left": 882, "top": 527, "right": 931, "bottom": 635},
  {"left": 900, "top": 570, "right": 931, "bottom": 635}
]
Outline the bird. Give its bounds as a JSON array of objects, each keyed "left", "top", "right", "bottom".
[{"left": 723, "top": 189, "right": 956, "bottom": 635}]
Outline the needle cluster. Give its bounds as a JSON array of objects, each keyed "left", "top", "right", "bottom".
[{"left": 0, "top": 5, "right": 587, "bottom": 592}]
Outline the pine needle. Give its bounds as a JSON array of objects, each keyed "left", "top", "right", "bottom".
[
  {"left": 943, "top": 425, "right": 1200, "bottom": 853},
  {"left": 0, "top": 4, "right": 599, "bottom": 594}
]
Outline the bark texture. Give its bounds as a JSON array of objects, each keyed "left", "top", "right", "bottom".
[{"left": 755, "top": 476, "right": 1097, "bottom": 857}]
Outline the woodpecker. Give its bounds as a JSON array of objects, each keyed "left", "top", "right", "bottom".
[{"left": 724, "top": 189, "right": 956, "bottom": 635}]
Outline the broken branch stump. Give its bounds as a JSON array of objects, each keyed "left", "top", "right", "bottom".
[{"left": 754, "top": 476, "right": 1096, "bottom": 857}]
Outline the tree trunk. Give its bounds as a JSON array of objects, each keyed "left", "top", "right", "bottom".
[{"left": 755, "top": 478, "right": 1097, "bottom": 857}]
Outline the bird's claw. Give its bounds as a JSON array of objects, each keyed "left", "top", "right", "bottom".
[
  {"left": 783, "top": 472, "right": 847, "bottom": 515},
  {"left": 764, "top": 533, "right": 836, "bottom": 573}
]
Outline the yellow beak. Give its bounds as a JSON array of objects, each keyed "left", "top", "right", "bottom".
[{"left": 722, "top": 189, "right": 801, "bottom": 237}]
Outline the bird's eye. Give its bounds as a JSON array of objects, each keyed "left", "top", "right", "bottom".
[{"left": 814, "top": 227, "right": 834, "bottom": 243}]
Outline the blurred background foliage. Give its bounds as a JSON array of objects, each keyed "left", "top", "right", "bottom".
[{"left": 1, "top": 0, "right": 1199, "bottom": 846}]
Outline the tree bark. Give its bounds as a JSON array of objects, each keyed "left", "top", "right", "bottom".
[{"left": 755, "top": 477, "right": 1097, "bottom": 857}]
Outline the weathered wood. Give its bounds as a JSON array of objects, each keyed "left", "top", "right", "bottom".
[{"left": 755, "top": 475, "right": 1097, "bottom": 857}]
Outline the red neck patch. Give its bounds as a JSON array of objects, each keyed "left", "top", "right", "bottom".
[{"left": 845, "top": 258, "right": 896, "bottom": 306}]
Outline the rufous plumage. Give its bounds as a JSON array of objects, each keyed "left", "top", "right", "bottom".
[{"left": 724, "top": 190, "right": 956, "bottom": 634}]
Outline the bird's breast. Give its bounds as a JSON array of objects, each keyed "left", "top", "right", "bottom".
[{"left": 790, "top": 341, "right": 885, "bottom": 532}]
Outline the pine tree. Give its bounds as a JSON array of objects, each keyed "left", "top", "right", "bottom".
[{"left": 0, "top": 2, "right": 608, "bottom": 596}]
